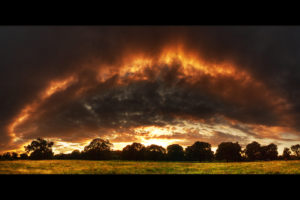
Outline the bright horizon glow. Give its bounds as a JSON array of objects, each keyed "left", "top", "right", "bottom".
[{"left": 3, "top": 44, "right": 299, "bottom": 156}]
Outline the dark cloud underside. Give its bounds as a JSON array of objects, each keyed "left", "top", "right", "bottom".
[{"left": 1, "top": 26, "right": 300, "bottom": 152}]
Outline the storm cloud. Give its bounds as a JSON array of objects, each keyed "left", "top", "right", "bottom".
[{"left": 1, "top": 26, "right": 300, "bottom": 152}]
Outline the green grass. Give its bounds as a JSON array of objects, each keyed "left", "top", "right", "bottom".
[{"left": 0, "top": 160, "right": 300, "bottom": 174}]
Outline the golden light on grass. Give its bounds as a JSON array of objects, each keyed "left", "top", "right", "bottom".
[{"left": 2, "top": 160, "right": 300, "bottom": 174}]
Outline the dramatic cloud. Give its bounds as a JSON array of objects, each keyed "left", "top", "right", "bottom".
[{"left": 1, "top": 26, "right": 300, "bottom": 153}]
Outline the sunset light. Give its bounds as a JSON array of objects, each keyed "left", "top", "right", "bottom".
[{"left": 2, "top": 26, "right": 300, "bottom": 175}]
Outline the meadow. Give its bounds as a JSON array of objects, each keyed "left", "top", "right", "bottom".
[{"left": 0, "top": 160, "right": 300, "bottom": 174}]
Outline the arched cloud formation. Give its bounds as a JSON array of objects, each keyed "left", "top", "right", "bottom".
[{"left": 1, "top": 26, "right": 300, "bottom": 153}]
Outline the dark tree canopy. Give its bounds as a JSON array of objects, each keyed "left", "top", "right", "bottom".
[
  {"left": 185, "top": 141, "right": 214, "bottom": 161},
  {"left": 145, "top": 144, "right": 166, "bottom": 161},
  {"left": 122, "top": 143, "right": 146, "bottom": 160},
  {"left": 84, "top": 138, "right": 112, "bottom": 152},
  {"left": 245, "top": 141, "right": 262, "bottom": 161},
  {"left": 54, "top": 153, "right": 68, "bottom": 160},
  {"left": 291, "top": 144, "right": 300, "bottom": 158},
  {"left": 282, "top": 148, "right": 291, "bottom": 160},
  {"left": 70, "top": 150, "right": 81, "bottom": 159},
  {"left": 20, "top": 153, "right": 29, "bottom": 160},
  {"left": 0, "top": 137, "right": 292, "bottom": 162},
  {"left": 83, "top": 138, "right": 113, "bottom": 160},
  {"left": 2, "top": 152, "right": 12, "bottom": 160},
  {"left": 260, "top": 143, "right": 278, "bottom": 161},
  {"left": 245, "top": 142, "right": 278, "bottom": 161},
  {"left": 111, "top": 150, "right": 122, "bottom": 160},
  {"left": 24, "top": 138, "right": 54, "bottom": 160},
  {"left": 11, "top": 152, "right": 18, "bottom": 160},
  {"left": 167, "top": 144, "right": 185, "bottom": 161},
  {"left": 215, "top": 142, "right": 242, "bottom": 162}
]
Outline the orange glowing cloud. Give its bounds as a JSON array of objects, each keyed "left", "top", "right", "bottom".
[
  {"left": 4, "top": 44, "right": 296, "bottom": 154},
  {"left": 41, "top": 76, "right": 76, "bottom": 99},
  {"left": 98, "top": 45, "right": 252, "bottom": 85},
  {"left": 7, "top": 76, "right": 76, "bottom": 143}
]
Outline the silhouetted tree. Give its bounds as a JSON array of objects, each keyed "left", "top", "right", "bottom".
[
  {"left": 260, "top": 143, "right": 278, "bottom": 160},
  {"left": 24, "top": 138, "right": 54, "bottom": 160},
  {"left": 2, "top": 152, "right": 12, "bottom": 160},
  {"left": 185, "top": 141, "right": 214, "bottom": 161},
  {"left": 54, "top": 153, "right": 67, "bottom": 160},
  {"left": 282, "top": 148, "right": 291, "bottom": 160},
  {"left": 121, "top": 143, "right": 146, "bottom": 160},
  {"left": 167, "top": 144, "right": 185, "bottom": 161},
  {"left": 245, "top": 141, "right": 262, "bottom": 161},
  {"left": 11, "top": 152, "right": 18, "bottom": 160},
  {"left": 20, "top": 153, "right": 29, "bottom": 160},
  {"left": 111, "top": 150, "right": 122, "bottom": 160},
  {"left": 1, "top": 137, "right": 294, "bottom": 162},
  {"left": 291, "top": 144, "right": 300, "bottom": 159},
  {"left": 83, "top": 138, "right": 113, "bottom": 160},
  {"left": 216, "top": 142, "right": 242, "bottom": 162},
  {"left": 145, "top": 144, "right": 166, "bottom": 161},
  {"left": 70, "top": 150, "right": 81, "bottom": 159}
]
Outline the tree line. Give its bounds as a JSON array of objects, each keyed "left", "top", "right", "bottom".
[{"left": 1, "top": 138, "right": 300, "bottom": 162}]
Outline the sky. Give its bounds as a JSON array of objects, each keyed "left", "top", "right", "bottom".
[{"left": 1, "top": 26, "right": 300, "bottom": 154}]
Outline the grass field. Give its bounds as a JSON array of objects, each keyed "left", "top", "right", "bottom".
[{"left": 0, "top": 160, "right": 300, "bottom": 174}]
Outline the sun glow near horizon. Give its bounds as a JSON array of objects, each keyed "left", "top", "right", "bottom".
[{"left": 3, "top": 43, "right": 299, "bottom": 156}]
